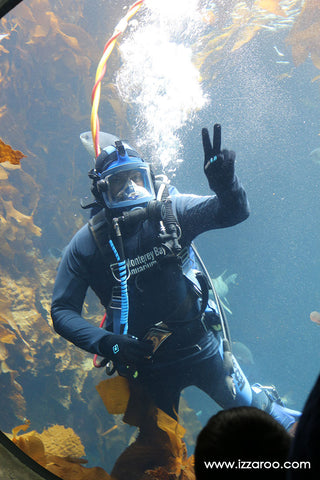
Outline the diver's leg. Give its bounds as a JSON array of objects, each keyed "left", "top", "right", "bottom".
[
  {"left": 251, "top": 384, "right": 301, "bottom": 431},
  {"left": 194, "top": 346, "right": 301, "bottom": 431},
  {"left": 135, "top": 362, "right": 185, "bottom": 419},
  {"left": 194, "top": 346, "right": 252, "bottom": 409}
]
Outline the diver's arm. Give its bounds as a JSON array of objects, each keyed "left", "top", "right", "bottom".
[
  {"left": 51, "top": 226, "right": 113, "bottom": 356},
  {"left": 210, "top": 173, "right": 250, "bottom": 227},
  {"left": 51, "top": 225, "right": 153, "bottom": 363},
  {"left": 202, "top": 123, "right": 250, "bottom": 228},
  {"left": 173, "top": 176, "right": 249, "bottom": 242},
  {"left": 172, "top": 124, "right": 249, "bottom": 241}
]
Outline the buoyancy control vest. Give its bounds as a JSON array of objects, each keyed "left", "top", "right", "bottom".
[{"left": 88, "top": 181, "right": 223, "bottom": 336}]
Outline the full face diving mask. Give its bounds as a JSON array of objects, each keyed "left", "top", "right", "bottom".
[{"left": 97, "top": 145, "right": 156, "bottom": 210}]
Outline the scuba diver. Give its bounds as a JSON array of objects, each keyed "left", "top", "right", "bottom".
[{"left": 51, "top": 124, "right": 300, "bottom": 431}]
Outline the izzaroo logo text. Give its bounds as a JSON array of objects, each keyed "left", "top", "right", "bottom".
[{"left": 127, "top": 246, "right": 166, "bottom": 276}]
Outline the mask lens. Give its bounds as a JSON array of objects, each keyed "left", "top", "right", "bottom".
[
  {"left": 109, "top": 171, "right": 129, "bottom": 195},
  {"left": 102, "top": 163, "right": 155, "bottom": 209},
  {"left": 110, "top": 170, "right": 144, "bottom": 201}
]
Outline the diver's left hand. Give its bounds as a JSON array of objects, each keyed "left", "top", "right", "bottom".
[{"left": 202, "top": 124, "right": 236, "bottom": 192}]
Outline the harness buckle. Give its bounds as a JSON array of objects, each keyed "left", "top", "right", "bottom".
[
  {"left": 109, "top": 286, "right": 122, "bottom": 310},
  {"left": 110, "top": 262, "right": 131, "bottom": 282}
]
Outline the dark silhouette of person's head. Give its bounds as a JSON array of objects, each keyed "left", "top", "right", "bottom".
[{"left": 194, "top": 406, "right": 291, "bottom": 478}]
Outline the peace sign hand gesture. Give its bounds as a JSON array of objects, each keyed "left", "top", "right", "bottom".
[{"left": 202, "top": 124, "right": 236, "bottom": 193}]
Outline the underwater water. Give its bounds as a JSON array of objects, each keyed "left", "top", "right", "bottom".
[{"left": 0, "top": 0, "right": 320, "bottom": 478}]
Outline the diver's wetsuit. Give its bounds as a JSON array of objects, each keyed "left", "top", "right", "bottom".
[{"left": 51, "top": 177, "right": 299, "bottom": 427}]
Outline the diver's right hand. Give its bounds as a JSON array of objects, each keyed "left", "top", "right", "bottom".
[{"left": 100, "top": 333, "right": 153, "bottom": 366}]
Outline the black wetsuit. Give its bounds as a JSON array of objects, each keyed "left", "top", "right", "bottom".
[{"left": 51, "top": 177, "right": 251, "bottom": 416}]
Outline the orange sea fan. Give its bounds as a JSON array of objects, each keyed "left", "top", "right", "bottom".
[
  {"left": 39, "top": 425, "right": 86, "bottom": 459},
  {"left": 11, "top": 422, "right": 113, "bottom": 480},
  {"left": 0, "top": 139, "right": 26, "bottom": 165}
]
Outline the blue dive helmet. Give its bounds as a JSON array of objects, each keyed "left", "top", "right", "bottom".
[{"left": 95, "top": 139, "right": 156, "bottom": 210}]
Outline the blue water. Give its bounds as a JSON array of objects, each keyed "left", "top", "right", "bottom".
[{"left": 0, "top": 0, "right": 319, "bottom": 474}]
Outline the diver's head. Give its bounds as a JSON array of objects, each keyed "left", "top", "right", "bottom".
[{"left": 94, "top": 140, "right": 155, "bottom": 211}]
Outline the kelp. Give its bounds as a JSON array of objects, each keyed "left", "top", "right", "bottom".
[
  {"left": 94, "top": 377, "right": 195, "bottom": 480},
  {"left": 0, "top": 0, "right": 107, "bottom": 437},
  {"left": 96, "top": 375, "right": 131, "bottom": 415},
  {"left": 0, "top": 0, "right": 317, "bottom": 475},
  {"left": 8, "top": 409, "right": 195, "bottom": 480},
  {"left": 0, "top": 140, "right": 41, "bottom": 266},
  {"left": 9, "top": 422, "right": 112, "bottom": 480},
  {"left": 194, "top": 0, "right": 304, "bottom": 80},
  {"left": 286, "top": 0, "right": 320, "bottom": 70},
  {"left": 256, "top": 0, "right": 287, "bottom": 17},
  {"left": 110, "top": 409, "right": 195, "bottom": 480},
  {"left": 1, "top": 199, "right": 41, "bottom": 236},
  {"left": 0, "top": 0, "right": 121, "bottom": 132}
]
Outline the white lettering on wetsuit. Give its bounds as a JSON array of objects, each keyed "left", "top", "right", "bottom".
[{"left": 127, "top": 246, "right": 166, "bottom": 276}]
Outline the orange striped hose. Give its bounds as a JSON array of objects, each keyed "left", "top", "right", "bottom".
[{"left": 91, "top": 0, "right": 145, "bottom": 157}]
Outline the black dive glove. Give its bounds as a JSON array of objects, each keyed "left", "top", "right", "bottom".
[
  {"left": 100, "top": 333, "right": 153, "bottom": 367},
  {"left": 202, "top": 124, "right": 236, "bottom": 193}
]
